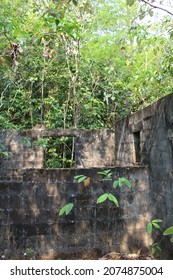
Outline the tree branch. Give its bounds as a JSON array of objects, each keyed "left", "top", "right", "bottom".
[
  {"left": 141, "top": 0, "right": 173, "bottom": 16},
  {"left": 130, "top": 7, "right": 154, "bottom": 26},
  {"left": 0, "top": 83, "right": 12, "bottom": 108}
]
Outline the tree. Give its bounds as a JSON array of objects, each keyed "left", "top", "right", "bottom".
[
  {"left": 0, "top": 0, "right": 173, "bottom": 132},
  {"left": 1, "top": 0, "right": 173, "bottom": 167}
]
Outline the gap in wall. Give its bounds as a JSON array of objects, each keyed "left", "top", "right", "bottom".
[
  {"left": 43, "top": 136, "right": 76, "bottom": 168},
  {"left": 133, "top": 131, "right": 141, "bottom": 163}
]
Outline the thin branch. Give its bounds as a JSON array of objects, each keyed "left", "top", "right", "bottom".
[
  {"left": 0, "top": 83, "right": 12, "bottom": 108},
  {"left": 130, "top": 7, "right": 155, "bottom": 26},
  {"left": 141, "top": 0, "right": 173, "bottom": 16}
]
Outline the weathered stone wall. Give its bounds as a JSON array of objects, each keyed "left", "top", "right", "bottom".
[
  {"left": 75, "top": 130, "right": 115, "bottom": 167},
  {"left": 115, "top": 93, "right": 173, "bottom": 233},
  {"left": 115, "top": 104, "right": 155, "bottom": 167},
  {"left": 0, "top": 129, "right": 115, "bottom": 178},
  {"left": 0, "top": 167, "right": 150, "bottom": 259},
  {"left": 0, "top": 130, "right": 43, "bottom": 180},
  {"left": 1, "top": 93, "right": 173, "bottom": 259}
]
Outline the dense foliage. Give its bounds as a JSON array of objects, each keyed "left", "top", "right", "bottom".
[
  {"left": 0, "top": 0, "right": 173, "bottom": 130},
  {"left": 0, "top": 0, "right": 173, "bottom": 166}
]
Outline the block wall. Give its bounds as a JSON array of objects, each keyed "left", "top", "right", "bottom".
[
  {"left": 115, "top": 93, "right": 173, "bottom": 234},
  {"left": 0, "top": 167, "right": 151, "bottom": 259},
  {"left": 0, "top": 130, "right": 43, "bottom": 180},
  {"left": 0, "top": 129, "right": 115, "bottom": 179},
  {"left": 75, "top": 129, "right": 115, "bottom": 167}
]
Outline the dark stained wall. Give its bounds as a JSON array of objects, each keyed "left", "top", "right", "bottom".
[
  {"left": 0, "top": 167, "right": 150, "bottom": 259},
  {"left": 115, "top": 93, "right": 173, "bottom": 232}
]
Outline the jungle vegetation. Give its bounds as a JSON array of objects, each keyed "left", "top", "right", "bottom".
[{"left": 0, "top": 0, "right": 173, "bottom": 166}]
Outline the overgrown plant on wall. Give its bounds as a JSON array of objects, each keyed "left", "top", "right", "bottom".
[
  {"left": 58, "top": 169, "right": 131, "bottom": 216},
  {"left": 147, "top": 219, "right": 173, "bottom": 257},
  {"left": 0, "top": 139, "right": 11, "bottom": 157}
]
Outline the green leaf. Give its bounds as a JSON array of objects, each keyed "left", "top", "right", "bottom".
[
  {"left": 108, "top": 193, "right": 119, "bottom": 207},
  {"left": 2, "top": 151, "right": 11, "bottom": 157},
  {"left": 148, "top": 9, "right": 154, "bottom": 17},
  {"left": 97, "top": 171, "right": 106, "bottom": 175},
  {"left": 150, "top": 243, "right": 161, "bottom": 255},
  {"left": 72, "top": 0, "right": 78, "bottom": 6},
  {"left": 163, "top": 226, "right": 173, "bottom": 236},
  {"left": 119, "top": 177, "right": 131, "bottom": 188},
  {"left": 152, "top": 219, "right": 163, "bottom": 223},
  {"left": 170, "top": 238, "right": 173, "bottom": 243},
  {"left": 97, "top": 193, "right": 108, "bottom": 204},
  {"left": 55, "top": 18, "right": 60, "bottom": 26},
  {"left": 34, "top": 138, "right": 48, "bottom": 149},
  {"left": 113, "top": 180, "right": 119, "bottom": 189},
  {"left": 139, "top": 13, "right": 146, "bottom": 20},
  {"left": 59, "top": 203, "right": 74, "bottom": 216},
  {"left": 59, "top": 206, "right": 66, "bottom": 216},
  {"left": 65, "top": 203, "right": 74, "bottom": 215},
  {"left": 152, "top": 222, "right": 160, "bottom": 229},
  {"left": 118, "top": 178, "right": 123, "bottom": 187},
  {"left": 124, "top": 178, "right": 131, "bottom": 188},
  {"left": 74, "top": 175, "right": 87, "bottom": 183},
  {"left": 97, "top": 170, "right": 112, "bottom": 179},
  {"left": 147, "top": 222, "right": 152, "bottom": 234}
]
